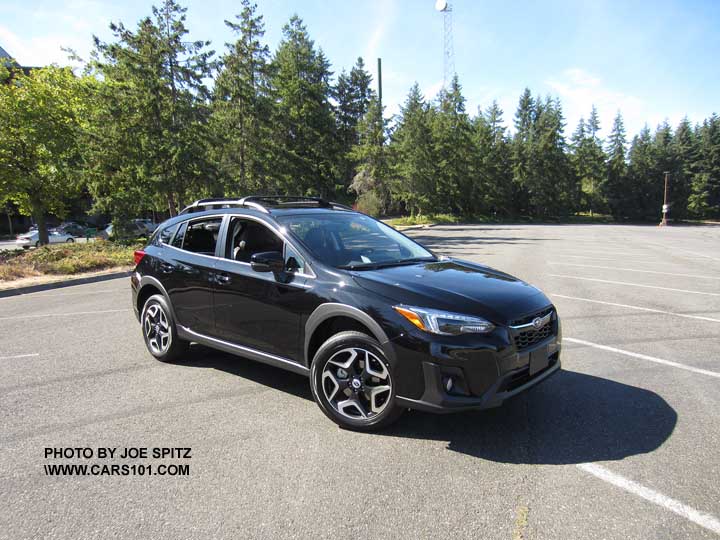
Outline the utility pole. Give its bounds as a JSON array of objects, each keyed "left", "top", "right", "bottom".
[
  {"left": 659, "top": 171, "right": 670, "bottom": 226},
  {"left": 377, "top": 58, "right": 382, "bottom": 115}
]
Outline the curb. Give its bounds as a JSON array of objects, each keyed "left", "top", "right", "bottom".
[
  {"left": 0, "top": 270, "right": 131, "bottom": 298},
  {"left": 393, "top": 224, "right": 436, "bottom": 231}
]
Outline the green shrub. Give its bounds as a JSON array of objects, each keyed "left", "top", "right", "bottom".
[{"left": 355, "top": 192, "right": 383, "bottom": 217}]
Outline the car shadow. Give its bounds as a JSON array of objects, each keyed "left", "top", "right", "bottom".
[
  {"left": 383, "top": 369, "right": 677, "bottom": 465},
  {"left": 169, "top": 349, "right": 677, "bottom": 465},
  {"left": 171, "top": 344, "right": 313, "bottom": 402}
]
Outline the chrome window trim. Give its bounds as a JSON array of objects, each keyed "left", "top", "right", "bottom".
[
  {"left": 163, "top": 211, "right": 317, "bottom": 279},
  {"left": 222, "top": 214, "right": 316, "bottom": 279}
]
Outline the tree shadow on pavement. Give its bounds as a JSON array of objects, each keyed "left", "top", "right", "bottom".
[{"left": 382, "top": 369, "right": 677, "bottom": 465}]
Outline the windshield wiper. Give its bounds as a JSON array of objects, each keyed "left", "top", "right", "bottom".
[{"left": 338, "top": 256, "right": 436, "bottom": 271}]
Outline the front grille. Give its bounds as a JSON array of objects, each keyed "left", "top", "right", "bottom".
[
  {"left": 511, "top": 307, "right": 556, "bottom": 351},
  {"left": 514, "top": 324, "right": 553, "bottom": 350},
  {"left": 510, "top": 306, "right": 554, "bottom": 327}
]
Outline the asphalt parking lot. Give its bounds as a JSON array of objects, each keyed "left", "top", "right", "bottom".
[{"left": 1, "top": 223, "right": 719, "bottom": 540}]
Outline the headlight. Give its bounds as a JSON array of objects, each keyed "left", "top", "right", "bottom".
[{"left": 393, "top": 305, "right": 495, "bottom": 335}]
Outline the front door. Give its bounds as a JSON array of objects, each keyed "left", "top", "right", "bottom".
[{"left": 212, "top": 217, "right": 311, "bottom": 363}]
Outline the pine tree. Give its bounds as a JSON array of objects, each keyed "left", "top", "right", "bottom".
[
  {"left": 389, "top": 83, "right": 436, "bottom": 215},
  {"left": 211, "top": 0, "right": 273, "bottom": 196},
  {"left": 570, "top": 106, "right": 606, "bottom": 215},
  {"left": 473, "top": 101, "right": 513, "bottom": 217},
  {"left": 269, "top": 15, "right": 338, "bottom": 197},
  {"left": 336, "top": 57, "right": 375, "bottom": 192},
  {"left": 349, "top": 98, "right": 388, "bottom": 215},
  {"left": 511, "top": 88, "right": 535, "bottom": 215},
  {"left": 86, "top": 0, "right": 214, "bottom": 217},
  {"left": 689, "top": 114, "right": 720, "bottom": 218},
  {"left": 603, "top": 111, "right": 628, "bottom": 218},
  {"left": 625, "top": 126, "right": 656, "bottom": 219},
  {"left": 670, "top": 117, "right": 698, "bottom": 219},
  {"left": 535, "top": 97, "right": 577, "bottom": 216},
  {"left": 431, "top": 75, "right": 475, "bottom": 215}
]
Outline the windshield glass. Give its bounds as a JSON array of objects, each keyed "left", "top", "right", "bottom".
[{"left": 276, "top": 212, "right": 435, "bottom": 269}]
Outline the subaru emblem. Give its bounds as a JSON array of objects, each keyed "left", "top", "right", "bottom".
[{"left": 532, "top": 317, "right": 544, "bottom": 330}]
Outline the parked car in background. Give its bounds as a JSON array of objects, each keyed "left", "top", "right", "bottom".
[
  {"left": 16, "top": 230, "right": 75, "bottom": 249},
  {"left": 98, "top": 222, "right": 148, "bottom": 240},
  {"left": 132, "top": 219, "right": 158, "bottom": 234},
  {"left": 52, "top": 222, "right": 87, "bottom": 237}
]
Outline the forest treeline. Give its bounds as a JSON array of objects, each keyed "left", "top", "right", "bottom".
[{"left": 1, "top": 0, "right": 719, "bottom": 239}]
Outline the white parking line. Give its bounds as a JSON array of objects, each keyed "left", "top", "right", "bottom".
[
  {"left": 0, "top": 309, "right": 131, "bottom": 322},
  {"left": 0, "top": 353, "right": 40, "bottom": 360},
  {"left": 577, "top": 463, "right": 720, "bottom": 536},
  {"left": 550, "top": 293, "right": 720, "bottom": 323},
  {"left": 549, "top": 262, "right": 720, "bottom": 280},
  {"left": 558, "top": 254, "right": 667, "bottom": 264},
  {"left": 549, "top": 274, "right": 720, "bottom": 297},
  {"left": 643, "top": 242, "right": 720, "bottom": 263},
  {"left": 564, "top": 337, "right": 720, "bottom": 379}
]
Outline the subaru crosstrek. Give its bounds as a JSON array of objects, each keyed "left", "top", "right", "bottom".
[{"left": 131, "top": 196, "right": 561, "bottom": 431}]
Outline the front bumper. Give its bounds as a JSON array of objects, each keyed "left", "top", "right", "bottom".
[
  {"left": 395, "top": 350, "right": 560, "bottom": 413},
  {"left": 391, "top": 321, "right": 562, "bottom": 413}
]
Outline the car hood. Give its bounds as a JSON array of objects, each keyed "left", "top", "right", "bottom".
[{"left": 350, "top": 258, "right": 551, "bottom": 324}]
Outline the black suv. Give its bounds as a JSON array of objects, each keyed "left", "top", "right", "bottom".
[{"left": 131, "top": 196, "right": 561, "bottom": 430}]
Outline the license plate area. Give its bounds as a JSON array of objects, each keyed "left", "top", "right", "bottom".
[{"left": 529, "top": 346, "right": 550, "bottom": 376}]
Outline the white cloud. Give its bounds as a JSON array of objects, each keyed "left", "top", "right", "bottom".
[
  {"left": 545, "top": 68, "right": 649, "bottom": 138},
  {"left": 364, "top": 0, "right": 398, "bottom": 65},
  {"left": 0, "top": 0, "right": 110, "bottom": 68}
]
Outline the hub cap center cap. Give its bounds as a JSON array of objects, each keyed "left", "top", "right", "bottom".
[{"left": 351, "top": 378, "right": 362, "bottom": 390}]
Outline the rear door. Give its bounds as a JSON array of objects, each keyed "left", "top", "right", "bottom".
[
  {"left": 212, "top": 216, "right": 313, "bottom": 363},
  {"left": 161, "top": 216, "right": 223, "bottom": 336}
]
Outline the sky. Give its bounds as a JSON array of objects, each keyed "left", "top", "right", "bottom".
[{"left": 1, "top": 0, "right": 719, "bottom": 139}]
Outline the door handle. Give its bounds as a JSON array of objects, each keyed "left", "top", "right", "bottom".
[
  {"left": 159, "top": 262, "right": 174, "bottom": 274},
  {"left": 215, "top": 273, "right": 231, "bottom": 285}
]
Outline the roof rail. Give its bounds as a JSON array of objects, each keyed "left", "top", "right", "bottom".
[
  {"left": 242, "top": 196, "right": 352, "bottom": 210},
  {"left": 178, "top": 198, "right": 270, "bottom": 215},
  {"left": 179, "top": 195, "right": 352, "bottom": 215}
]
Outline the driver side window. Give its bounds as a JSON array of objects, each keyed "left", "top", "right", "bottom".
[{"left": 225, "top": 217, "right": 304, "bottom": 273}]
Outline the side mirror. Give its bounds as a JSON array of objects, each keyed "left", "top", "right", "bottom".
[{"left": 250, "top": 251, "right": 285, "bottom": 273}]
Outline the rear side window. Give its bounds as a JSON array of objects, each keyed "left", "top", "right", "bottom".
[
  {"left": 171, "top": 222, "right": 187, "bottom": 248},
  {"left": 158, "top": 223, "right": 178, "bottom": 245},
  {"left": 182, "top": 218, "right": 222, "bottom": 255}
]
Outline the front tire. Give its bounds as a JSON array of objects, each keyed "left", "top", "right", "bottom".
[
  {"left": 66, "top": 238, "right": 74, "bottom": 243},
  {"left": 140, "top": 294, "right": 188, "bottom": 362},
  {"left": 310, "top": 331, "right": 404, "bottom": 431}
]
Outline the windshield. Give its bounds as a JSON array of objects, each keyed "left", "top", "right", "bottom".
[{"left": 277, "top": 213, "right": 435, "bottom": 269}]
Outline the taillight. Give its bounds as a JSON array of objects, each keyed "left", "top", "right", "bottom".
[{"left": 133, "top": 250, "right": 146, "bottom": 266}]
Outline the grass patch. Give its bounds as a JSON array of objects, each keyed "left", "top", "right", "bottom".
[
  {"left": 0, "top": 240, "right": 142, "bottom": 282},
  {"left": 385, "top": 212, "right": 619, "bottom": 227},
  {"left": 385, "top": 213, "right": 462, "bottom": 227}
]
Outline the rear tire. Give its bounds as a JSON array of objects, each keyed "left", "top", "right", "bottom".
[
  {"left": 140, "top": 294, "right": 188, "bottom": 362},
  {"left": 310, "top": 331, "right": 404, "bottom": 431},
  {"left": 66, "top": 238, "right": 74, "bottom": 243}
]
